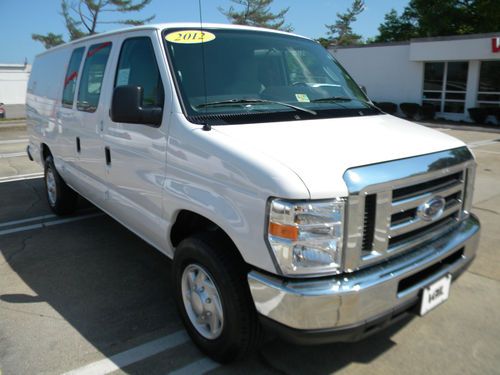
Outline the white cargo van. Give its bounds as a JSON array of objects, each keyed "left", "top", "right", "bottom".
[{"left": 27, "top": 23, "right": 480, "bottom": 362}]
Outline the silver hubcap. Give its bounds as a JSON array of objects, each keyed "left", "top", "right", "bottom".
[
  {"left": 181, "top": 264, "right": 224, "bottom": 339},
  {"left": 46, "top": 168, "right": 57, "bottom": 206}
]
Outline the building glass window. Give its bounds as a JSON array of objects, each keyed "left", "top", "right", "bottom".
[
  {"left": 77, "top": 42, "right": 112, "bottom": 113},
  {"left": 423, "top": 62, "right": 444, "bottom": 91},
  {"left": 477, "top": 61, "right": 500, "bottom": 108},
  {"left": 422, "top": 61, "right": 468, "bottom": 114}
]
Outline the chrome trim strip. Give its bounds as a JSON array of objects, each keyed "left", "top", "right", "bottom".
[
  {"left": 372, "top": 191, "right": 391, "bottom": 255},
  {"left": 389, "top": 202, "right": 461, "bottom": 237},
  {"left": 343, "top": 147, "right": 473, "bottom": 194},
  {"left": 391, "top": 182, "right": 462, "bottom": 213},
  {"left": 387, "top": 217, "right": 459, "bottom": 254},
  {"left": 248, "top": 215, "right": 480, "bottom": 330}
]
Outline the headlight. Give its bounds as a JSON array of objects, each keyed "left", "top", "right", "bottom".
[{"left": 267, "top": 198, "right": 345, "bottom": 276}]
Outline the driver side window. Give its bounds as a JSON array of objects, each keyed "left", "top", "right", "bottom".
[{"left": 114, "top": 37, "right": 164, "bottom": 109}]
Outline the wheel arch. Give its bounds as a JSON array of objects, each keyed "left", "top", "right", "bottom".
[
  {"left": 40, "top": 143, "right": 52, "bottom": 166},
  {"left": 169, "top": 209, "right": 246, "bottom": 266}
]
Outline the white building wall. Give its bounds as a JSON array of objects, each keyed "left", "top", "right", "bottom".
[
  {"left": 330, "top": 33, "right": 500, "bottom": 122},
  {"left": 330, "top": 44, "right": 423, "bottom": 107},
  {"left": 0, "top": 64, "right": 31, "bottom": 105},
  {"left": 410, "top": 37, "right": 500, "bottom": 61}
]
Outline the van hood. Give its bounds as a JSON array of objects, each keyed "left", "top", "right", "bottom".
[{"left": 213, "top": 114, "right": 465, "bottom": 199}]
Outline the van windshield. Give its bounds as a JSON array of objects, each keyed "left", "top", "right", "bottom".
[{"left": 163, "top": 28, "right": 380, "bottom": 124}]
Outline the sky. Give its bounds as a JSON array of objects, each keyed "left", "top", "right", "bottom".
[{"left": 0, "top": 0, "right": 409, "bottom": 64}]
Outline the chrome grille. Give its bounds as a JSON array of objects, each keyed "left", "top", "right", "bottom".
[
  {"left": 384, "top": 171, "right": 464, "bottom": 254},
  {"left": 343, "top": 147, "right": 476, "bottom": 272}
]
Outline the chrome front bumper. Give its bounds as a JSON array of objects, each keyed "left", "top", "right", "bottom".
[{"left": 248, "top": 214, "right": 480, "bottom": 332}]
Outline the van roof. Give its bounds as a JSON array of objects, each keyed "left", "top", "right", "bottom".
[{"left": 36, "top": 22, "right": 311, "bottom": 57}]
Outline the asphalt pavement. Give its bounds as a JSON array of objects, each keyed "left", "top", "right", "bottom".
[{"left": 0, "top": 123, "right": 499, "bottom": 375}]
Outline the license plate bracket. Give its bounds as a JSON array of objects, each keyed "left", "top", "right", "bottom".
[{"left": 420, "top": 274, "right": 452, "bottom": 316}]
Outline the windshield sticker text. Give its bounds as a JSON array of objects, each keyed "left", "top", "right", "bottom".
[{"left": 166, "top": 30, "right": 216, "bottom": 44}]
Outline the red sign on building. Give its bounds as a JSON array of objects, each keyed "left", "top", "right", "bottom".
[{"left": 492, "top": 37, "right": 500, "bottom": 53}]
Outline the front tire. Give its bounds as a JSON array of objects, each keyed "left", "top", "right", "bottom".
[
  {"left": 44, "top": 155, "right": 78, "bottom": 215},
  {"left": 172, "top": 232, "right": 260, "bottom": 363}
]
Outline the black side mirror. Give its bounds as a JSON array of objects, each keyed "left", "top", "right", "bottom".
[{"left": 111, "top": 85, "right": 162, "bottom": 126}]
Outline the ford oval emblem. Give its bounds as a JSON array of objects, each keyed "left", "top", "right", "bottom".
[{"left": 417, "top": 196, "right": 446, "bottom": 222}]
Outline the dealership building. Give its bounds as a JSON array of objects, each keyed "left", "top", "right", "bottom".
[
  {"left": 330, "top": 32, "right": 500, "bottom": 122},
  {"left": 0, "top": 62, "right": 31, "bottom": 104},
  {"left": 0, "top": 62, "right": 32, "bottom": 118}
]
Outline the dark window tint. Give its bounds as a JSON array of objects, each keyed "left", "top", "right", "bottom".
[
  {"left": 424, "top": 62, "right": 444, "bottom": 91},
  {"left": 62, "top": 47, "right": 85, "bottom": 107},
  {"left": 423, "top": 91, "right": 442, "bottom": 99},
  {"left": 115, "top": 37, "right": 164, "bottom": 108},
  {"left": 479, "top": 61, "right": 500, "bottom": 92},
  {"left": 446, "top": 62, "right": 468, "bottom": 91},
  {"left": 77, "top": 42, "right": 112, "bottom": 112}
]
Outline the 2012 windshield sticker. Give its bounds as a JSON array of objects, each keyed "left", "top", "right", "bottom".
[{"left": 165, "top": 30, "right": 216, "bottom": 44}]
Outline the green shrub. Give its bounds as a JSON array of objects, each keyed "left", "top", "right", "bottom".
[
  {"left": 374, "top": 102, "right": 397, "bottom": 114},
  {"left": 420, "top": 103, "right": 436, "bottom": 120},
  {"left": 400, "top": 103, "right": 421, "bottom": 119}
]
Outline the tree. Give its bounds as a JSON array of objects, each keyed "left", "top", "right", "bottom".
[
  {"left": 315, "top": 37, "right": 331, "bottom": 48},
  {"left": 325, "top": 0, "right": 365, "bottom": 46},
  {"left": 31, "top": 32, "right": 65, "bottom": 49},
  {"left": 374, "top": 0, "right": 500, "bottom": 43},
  {"left": 32, "top": 0, "right": 155, "bottom": 49},
  {"left": 374, "top": 8, "right": 418, "bottom": 43},
  {"left": 219, "top": 0, "right": 293, "bottom": 32}
]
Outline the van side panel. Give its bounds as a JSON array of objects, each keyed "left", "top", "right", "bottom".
[{"left": 26, "top": 48, "right": 72, "bottom": 169}]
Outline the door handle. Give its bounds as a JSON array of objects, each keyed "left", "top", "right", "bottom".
[
  {"left": 76, "top": 137, "right": 81, "bottom": 153},
  {"left": 105, "top": 146, "right": 111, "bottom": 165}
]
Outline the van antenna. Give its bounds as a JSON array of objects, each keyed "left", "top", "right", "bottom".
[{"left": 198, "top": 0, "right": 211, "bottom": 131}]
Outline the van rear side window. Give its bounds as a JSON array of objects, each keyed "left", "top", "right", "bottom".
[
  {"left": 62, "top": 47, "right": 85, "bottom": 108},
  {"left": 77, "top": 42, "right": 112, "bottom": 113}
]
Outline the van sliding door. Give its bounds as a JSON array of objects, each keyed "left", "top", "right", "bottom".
[{"left": 74, "top": 41, "right": 112, "bottom": 204}]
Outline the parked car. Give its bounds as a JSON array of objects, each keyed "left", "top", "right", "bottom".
[
  {"left": 26, "top": 23, "right": 480, "bottom": 363},
  {"left": 0, "top": 102, "right": 5, "bottom": 118}
]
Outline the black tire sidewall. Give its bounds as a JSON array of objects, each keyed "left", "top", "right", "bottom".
[
  {"left": 45, "top": 156, "right": 60, "bottom": 210},
  {"left": 172, "top": 233, "right": 258, "bottom": 362},
  {"left": 44, "top": 156, "right": 77, "bottom": 215}
]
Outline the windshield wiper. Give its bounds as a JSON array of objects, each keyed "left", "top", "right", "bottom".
[
  {"left": 310, "top": 96, "right": 353, "bottom": 103},
  {"left": 196, "top": 98, "right": 317, "bottom": 116},
  {"left": 310, "top": 96, "right": 379, "bottom": 111}
]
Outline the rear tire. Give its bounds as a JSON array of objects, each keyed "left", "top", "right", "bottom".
[
  {"left": 44, "top": 155, "right": 78, "bottom": 215},
  {"left": 172, "top": 232, "right": 261, "bottom": 363}
]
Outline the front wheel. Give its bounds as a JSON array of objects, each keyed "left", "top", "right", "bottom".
[
  {"left": 44, "top": 155, "right": 78, "bottom": 215},
  {"left": 172, "top": 232, "right": 261, "bottom": 363}
]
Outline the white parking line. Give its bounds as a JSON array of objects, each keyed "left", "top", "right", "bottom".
[
  {"left": 63, "top": 331, "right": 190, "bottom": 375},
  {"left": 467, "top": 138, "right": 500, "bottom": 147},
  {"left": 0, "top": 214, "right": 56, "bottom": 228},
  {"left": 0, "top": 151, "right": 27, "bottom": 158},
  {"left": 0, "top": 138, "right": 28, "bottom": 145},
  {"left": 0, "top": 172, "right": 44, "bottom": 183},
  {"left": 168, "top": 357, "right": 220, "bottom": 375},
  {"left": 0, "top": 212, "right": 104, "bottom": 236},
  {"left": 473, "top": 149, "right": 500, "bottom": 155}
]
